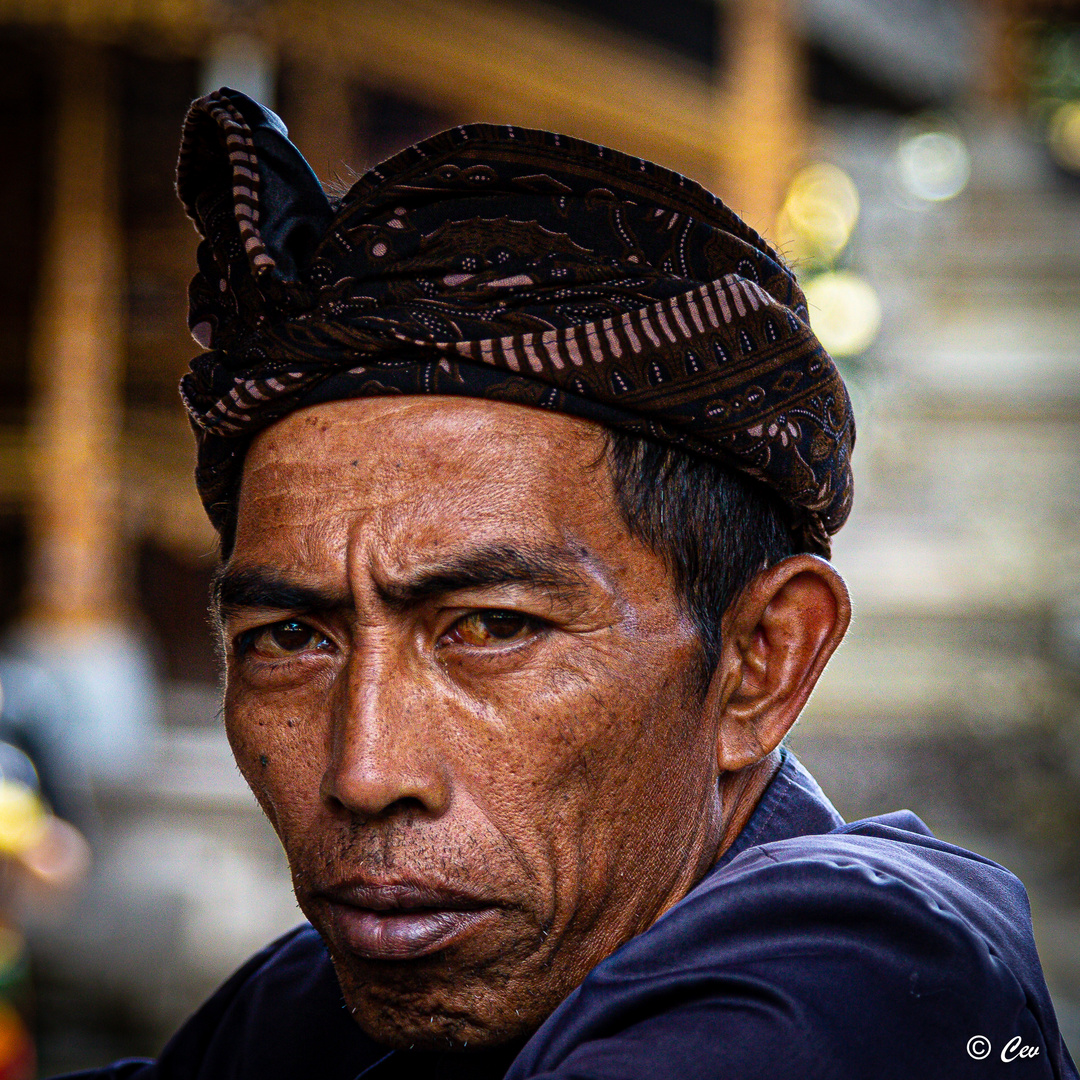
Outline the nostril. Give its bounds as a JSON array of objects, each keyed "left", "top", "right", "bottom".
[
  {"left": 381, "top": 795, "right": 431, "bottom": 819},
  {"left": 324, "top": 785, "right": 435, "bottom": 821}
]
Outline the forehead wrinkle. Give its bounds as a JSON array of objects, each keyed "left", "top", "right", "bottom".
[
  {"left": 236, "top": 462, "right": 357, "bottom": 563},
  {"left": 339, "top": 487, "right": 600, "bottom": 599},
  {"left": 246, "top": 396, "right": 643, "bottom": 618}
]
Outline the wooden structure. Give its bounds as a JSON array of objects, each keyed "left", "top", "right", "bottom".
[{"left": 0, "top": 0, "right": 805, "bottom": 652}]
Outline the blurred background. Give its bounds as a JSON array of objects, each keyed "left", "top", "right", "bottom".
[{"left": 0, "top": 0, "right": 1078, "bottom": 1074}]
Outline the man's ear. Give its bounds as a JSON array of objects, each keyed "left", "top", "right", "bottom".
[{"left": 704, "top": 555, "right": 851, "bottom": 773}]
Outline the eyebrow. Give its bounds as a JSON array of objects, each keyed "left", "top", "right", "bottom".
[
  {"left": 212, "top": 567, "right": 349, "bottom": 621},
  {"left": 212, "top": 544, "right": 592, "bottom": 622}
]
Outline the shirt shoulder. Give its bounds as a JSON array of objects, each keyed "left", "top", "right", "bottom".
[{"left": 507, "top": 817, "right": 1078, "bottom": 1080}]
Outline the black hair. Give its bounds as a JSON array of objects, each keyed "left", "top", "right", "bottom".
[{"left": 603, "top": 431, "right": 798, "bottom": 673}]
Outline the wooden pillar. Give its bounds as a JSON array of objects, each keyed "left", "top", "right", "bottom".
[
  {"left": 715, "top": 0, "right": 805, "bottom": 237},
  {"left": 980, "top": 0, "right": 1030, "bottom": 112},
  {"left": 26, "top": 40, "right": 125, "bottom": 628}
]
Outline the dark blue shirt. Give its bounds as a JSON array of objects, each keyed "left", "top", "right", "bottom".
[{"left": 57, "top": 752, "right": 1078, "bottom": 1079}]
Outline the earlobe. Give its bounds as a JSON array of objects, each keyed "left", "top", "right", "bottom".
[{"left": 708, "top": 555, "right": 851, "bottom": 773}]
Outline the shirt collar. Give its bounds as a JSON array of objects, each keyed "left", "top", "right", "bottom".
[{"left": 715, "top": 747, "right": 845, "bottom": 871}]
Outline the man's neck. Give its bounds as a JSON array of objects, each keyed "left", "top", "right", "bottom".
[{"left": 714, "top": 748, "right": 784, "bottom": 862}]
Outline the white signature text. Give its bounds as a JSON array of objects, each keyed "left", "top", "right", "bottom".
[{"left": 967, "top": 1035, "right": 1041, "bottom": 1063}]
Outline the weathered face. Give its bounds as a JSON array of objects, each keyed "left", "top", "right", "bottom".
[{"left": 219, "top": 397, "right": 727, "bottom": 1049}]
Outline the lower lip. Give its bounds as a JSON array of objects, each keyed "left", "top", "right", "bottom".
[{"left": 328, "top": 904, "right": 499, "bottom": 960}]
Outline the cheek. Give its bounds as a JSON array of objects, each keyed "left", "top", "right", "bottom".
[
  {"left": 223, "top": 679, "right": 330, "bottom": 835},
  {"left": 455, "top": 634, "right": 705, "bottom": 854}
]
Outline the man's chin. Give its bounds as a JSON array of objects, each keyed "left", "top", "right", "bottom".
[
  {"left": 319, "top": 936, "right": 551, "bottom": 1051},
  {"left": 334, "top": 968, "right": 534, "bottom": 1051},
  {"left": 353, "top": 1012, "right": 523, "bottom": 1053},
  {"left": 301, "top": 894, "right": 565, "bottom": 1048}
]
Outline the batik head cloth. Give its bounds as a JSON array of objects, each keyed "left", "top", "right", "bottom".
[{"left": 177, "top": 89, "right": 854, "bottom": 554}]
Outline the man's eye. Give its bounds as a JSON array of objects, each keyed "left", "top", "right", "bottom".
[
  {"left": 445, "top": 610, "right": 538, "bottom": 647},
  {"left": 237, "top": 620, "right": 328, "bottom": 658}
]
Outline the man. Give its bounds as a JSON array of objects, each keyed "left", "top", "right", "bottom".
[{"left": 61, "top": 89, "right": 1075, "bottom": 1079}]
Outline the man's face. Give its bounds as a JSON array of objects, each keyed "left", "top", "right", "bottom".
[{"left": 219, "top": 397, "right": 726, "bottom": 1049}]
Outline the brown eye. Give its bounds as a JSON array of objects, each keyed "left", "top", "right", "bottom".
[
  {"left": 448, "top": 610, "right": 536, "bottom": 647},
  {"left": 239, "top": 620, "right": 328, "bottom": 659}
]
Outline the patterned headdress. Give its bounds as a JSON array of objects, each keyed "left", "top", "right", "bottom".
[{"left": 177, "top": 89, "right": 854, "bottom": 554}]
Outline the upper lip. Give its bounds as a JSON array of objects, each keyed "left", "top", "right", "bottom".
[{"left": 316, "top": 879, "right": 494, "bottom": 912}]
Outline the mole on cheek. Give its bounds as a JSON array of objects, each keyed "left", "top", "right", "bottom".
[{"left": 259, "top": 754, "right": 270, "bottom": 767}]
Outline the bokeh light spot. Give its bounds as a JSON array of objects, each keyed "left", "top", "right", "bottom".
[
  {"left": 803, "top": 271, "right": 882, "bottom": 357},
  {"left": 1048, "top": 100, "right": 1080, "bottom": 171},
  {"left": 897, "top": 130, "right": 971, "bottom": 202},
  {"left": 777, "top": 162, "right": 860, "bottom": 265}
]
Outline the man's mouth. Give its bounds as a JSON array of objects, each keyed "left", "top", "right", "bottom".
[{"left": 316, "top": 881, "right": 501, "bottom": 961}]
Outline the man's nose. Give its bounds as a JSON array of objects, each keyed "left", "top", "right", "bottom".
[{"left": 320, "top": 644, "right": 452, "bottom": 819}]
